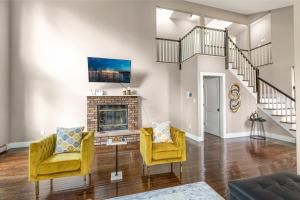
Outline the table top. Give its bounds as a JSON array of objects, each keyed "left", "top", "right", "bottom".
[
  {"left": 106, "top": 139, "right": 128, "bottom": 146},
  {"left": 249, "top": 117, "right": 266, "bottom": 122}
]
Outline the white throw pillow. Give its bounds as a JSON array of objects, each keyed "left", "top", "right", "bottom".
[{"left": 152, "top": 121, "right": 173, "bottom": 143}]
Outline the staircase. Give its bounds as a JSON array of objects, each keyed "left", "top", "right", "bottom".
[
  {"left": 227, "top": 38, "right": 296, "bottom": 137},
  {"left": 156, "top": 26, "right": 296, "bottom": 138}
]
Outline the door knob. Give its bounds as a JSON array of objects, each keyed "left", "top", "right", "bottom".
[{"left": 217, "top": 108, "right": 220, "bottom": 112}]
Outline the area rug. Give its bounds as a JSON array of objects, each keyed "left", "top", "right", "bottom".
[{"left": 108, "top": 182, "right": 224, "bottom": 200}]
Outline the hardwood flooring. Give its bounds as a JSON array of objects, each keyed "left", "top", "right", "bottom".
[{"left": 0, "top": 134, "right": 296, "bottom": 200}]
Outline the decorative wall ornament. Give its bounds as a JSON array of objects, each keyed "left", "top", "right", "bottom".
[{"left": 229, "top": 83, "right": 241, "bottom": 113}]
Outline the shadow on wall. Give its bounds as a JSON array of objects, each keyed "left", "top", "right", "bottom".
[{"left": 97, "top": 71, "right": 147, "bottom": 90}]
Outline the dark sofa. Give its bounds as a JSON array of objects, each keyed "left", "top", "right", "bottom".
[{"left": 229, "top": 172, "right": 300, "bottom": 200}]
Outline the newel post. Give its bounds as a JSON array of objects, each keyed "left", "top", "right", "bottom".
[
  {"left": 179, "top": 38, "right": 182, "bottom": 70},
  {"left": 224, "top": 28, "right": 229, "bottom": 69},
  {"left": 256, "top": 68, "right": 260, "bottom": 103}
]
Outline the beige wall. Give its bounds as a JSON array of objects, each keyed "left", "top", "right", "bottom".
[
  {"left": 236, "top": 28, "right": 249, "bottom": 50},
  {"left": 268, "top": 6, "right": 294, "bottom": 95},
  {"left": 250, "top": 6, "right": 294, "bottom": 96},
  {"left": 8, "top": 0, "right": 256, "bottom": 143},
  {"left": 180, "top": 56, "right": 198, "bottom": 136},
  {"left": 5, "top": 0, "right": 296, "bottom": 143},
  {"left": 180, "top": 54, "right": 293, "bottom": 139},
  {"left": 250, "top": 14, "right": 271, "bottom": 48},
  {"left": 9, "top": 0, "right": 182, "bottom": 142},
  {"left": 156, "top": 0, "right": 248, "bottom": 25},
  {"left": 156, "top": 14, "right": 198, "bottom": 40},
  {"left": 197, "top": 55, "right": 257, "bottom": 135},
  {"left": 0, "top": 0, "right": 10, "bottom": 146},
  {"left": 294, "top": 1, "right": 300, "bottom": 174},
  {"left": 180, "top": 55, "right": 257, "bottom": 138}
]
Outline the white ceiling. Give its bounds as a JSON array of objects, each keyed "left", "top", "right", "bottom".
[
  {"left": 170, "top": 11, "right": 200, "bottom": 21},
  {"left": 185, "top": 0, "right": 293, "bottom": 15}
]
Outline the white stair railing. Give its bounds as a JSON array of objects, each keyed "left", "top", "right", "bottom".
[
  {"left": 156, "top": 26, "right": 226, "bottom": 64},
  {"left": 156, "top": 38, "right": 180, "bottom": 63},
  {"left": 250, "top": 42, "right": 273, "bottom": 67},
  {"left": 181, "top": 26, "right": 226, "bottom": 62},
  {"left": 228, "top": 37, "right": 258, "bottom": 92},
  {"left": 257, "top": 77, "right": 296, "bottom": 131}
]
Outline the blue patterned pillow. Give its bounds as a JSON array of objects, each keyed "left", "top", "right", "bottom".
[{"left": 55, "top": 127, "right": 84, "bottom": 153}]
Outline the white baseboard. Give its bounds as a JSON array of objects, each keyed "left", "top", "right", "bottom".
[
  {"left": 1, "top": 132, "right": 295, "bottom": 152},
  {"left": 6, "top": 141, "right": 31, "bottom": 149},
  {"left": 224, "top": 132, "right": 250, "bottom": 138},
  {"left": 224, "top": 132, "right": 295, "bottom": 143},
  {"left": 0, "top": 145, "right": 7, "bottom": 153},
  {"left": 185, "top": 132, "right": 203, "bottom": 142}
]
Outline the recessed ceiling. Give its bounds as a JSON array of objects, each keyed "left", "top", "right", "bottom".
[
  {"left": 185, "top": 0, "right": 293, "bottom": 15},
  {"left": 170, "top": 11, "right": 200, "bottom": 22}
]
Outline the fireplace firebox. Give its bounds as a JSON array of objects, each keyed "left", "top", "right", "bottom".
[{"left": 97, "top": 105, "right": 128, "bottom": 132}]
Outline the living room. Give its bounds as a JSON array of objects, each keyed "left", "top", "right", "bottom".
[{"left": 1, "top": 0, "right": 300, "bottom": 199}]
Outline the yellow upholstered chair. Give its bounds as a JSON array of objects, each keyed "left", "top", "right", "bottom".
[
  {"left": 140, "top": 127, "right": 186, "bottom": 182},
  {"left": 29, "top": 132, "right": 94, "bottom": 197}
]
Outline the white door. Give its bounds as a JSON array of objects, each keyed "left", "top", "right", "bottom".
[{"left": 204, "top": 77, "right": 220, "bottom": 136}]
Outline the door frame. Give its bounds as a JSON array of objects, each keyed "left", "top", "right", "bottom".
[{"left": 199, "top": 72, "right": 226, "bottom": 139}]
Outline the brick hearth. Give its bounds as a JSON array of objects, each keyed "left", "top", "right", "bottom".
[{"left": 87, "top": 96, "right": 139, "bottom": 144}]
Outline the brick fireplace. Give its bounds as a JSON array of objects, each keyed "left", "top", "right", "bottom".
[{"left": 87, "top": 95, "right": 139, "bottom": 144}]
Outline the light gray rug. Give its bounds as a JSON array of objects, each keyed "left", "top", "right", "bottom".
[{"left": 108, "top": 182, "right": 224, "bottom": 200}]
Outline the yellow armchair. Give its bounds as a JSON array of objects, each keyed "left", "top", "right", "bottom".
[
  {"left": 140, "top": 127, "right": 186, "bottom": 181},
  {"left": 29, "top": 132, "right": 94, "bottom": 197}
]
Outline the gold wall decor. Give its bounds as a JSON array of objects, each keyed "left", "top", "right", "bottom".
[{"left": 229, "top": 83, "right": 241, "bottom": 113}]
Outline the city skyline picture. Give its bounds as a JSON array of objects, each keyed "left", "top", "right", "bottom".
[{"left": 88, "top": 57, "right": 131, "bottom": 83}]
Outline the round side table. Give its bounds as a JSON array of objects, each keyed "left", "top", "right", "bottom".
[{"left": 249, "top": 117, "right": 266, "bottom": 140}]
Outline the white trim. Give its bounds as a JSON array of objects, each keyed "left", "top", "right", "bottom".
[
  {"left": 185, "top": 132, "right": 203, "bottom": 142},
  {"left": 224, "top": 131, "right": 295, "bottom": 143},
  {"left": 7, "top": 141, "right": 31, "bottom": 149},
  {"left": 228, "top": 67, "right": 257, "bottom": 99},
  {"left": 0, "top": 145, "right": 7, "bottom": 153},
  {"left": 257, "top": 105, "right": 296, "bottom": 137},
  {"left": 224, "top": 132, "right": 250, "bottom": 138},
  {"left": 199, "top": 72, "right": 226, "bottom": 139}
]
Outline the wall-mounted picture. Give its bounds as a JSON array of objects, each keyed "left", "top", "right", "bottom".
[{"left": 88, "top": 57, "right": 131, "bottom": 83}]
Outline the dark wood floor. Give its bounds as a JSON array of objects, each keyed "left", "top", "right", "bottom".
[{"left": 0, "top": 134, "right": 296, "bottom": 200}]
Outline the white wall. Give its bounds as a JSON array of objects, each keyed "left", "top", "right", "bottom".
[
  {"left": 7, "top": 0, "right": 295, "bottom": 143},
  {"left": 157, "top": 0, "right": 249, "bottom": 25},
  {"left": 250, "top": 14, "right": 271, "bottom": 48},
  {"left": 268, "top": 6, "right": 294, "bottom": 95},
  {"left": 8, "top": 0, "right": 255, "bottom": 142},
  {"left": 156, "top": 13, "right": 198, "bottom": 40},
  {"left": 250, "top": 7, "right": 294, "bottom": 96},
  {"left": 9, "top": 0, "right": 182, "bottom": 142},
  {"left": 180, "top": 55, "right": 258, "bottom": 139},
  {"left": 180, "top": 54, "right": 292, "bottom": 140},
  {"left": 0, "top": 0, "right": 10, "bottom": 146},
  {"left": 236, "top": 28, "right": 249, "bottom": 50},
  {"left": 294, "top": 1, "right": 300, "bottom": 174},
  {"left": 180, "top": 56, "right": 198, "bottom": 136}
]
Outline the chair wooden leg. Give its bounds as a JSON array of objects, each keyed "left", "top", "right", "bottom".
[
  {"left": 84, "top": 175, "right": 87, "bottom": 184},
  {"left": 88, "top": 173, "right": 92, "bottom": 185},
  {"left": 147, "top": 166, "right": 150, "bottom": 185},
  {"left": 35, "top": 181, "right": 39, "bottom": 198},
  {"left": 50, "top": 179, "right": 53, "bottom": 191},
  {"left": 171, "top": 163, "right": 173, "bottom": 173},
  {"left": 142, "top": 162, "right": 145, "bottom": 176},
  {"left": 180, "top": 162, "right": 183, "bottom": 179}
]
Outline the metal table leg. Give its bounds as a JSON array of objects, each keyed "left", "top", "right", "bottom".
[
  {"left": 111, "top": 145, "right": 122, "bottom": 181},
  {"left": 116, "top": 145, "right": 118, "bottom": 176}
]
